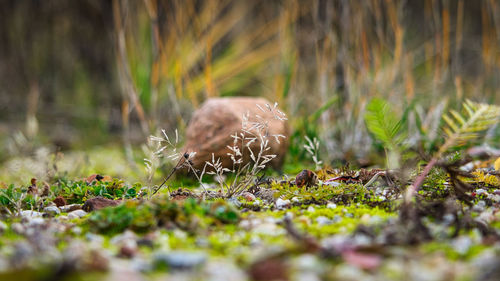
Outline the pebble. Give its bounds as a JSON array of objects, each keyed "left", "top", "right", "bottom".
[
  {"left": 275, "top": 198, "right": 290, "bottom": 209},
  {"left": 472, "top": 201, "right": 486, "bottom": 212},
  {"left": 59, "top": 204, "right": 82, "bottom": 213},
  {"left": 67, "top": 209, "right": 88, "bottom": 219},
  {"left": 452, "top": 236, "right": 472, "bottom": 255},
  {"left": 443, "top": 214, "right": 455, "bottom": 225},
  {"left": 476, "top": 189, "right": 487, "bottom": 196},
  {"left": 11, "top": 222, "right": 25, "bottom": 234},
  {"left": 43, "top": 206, "right": 61, "bottom": 216},
  {"left": 253, "top": 223, "right": 285, "bottom": 236},
  {"left": 204, "top": 260, "right": 247, "bottom": 281},
  {"left": 27, "top": 217, "right": 45, "bottom": 227},
  {"left": 241, "top": 192, "right": 256, "bottom": 202},
  {"left": 72, "top": 226, "right": 82, "bottom": 235},
  {"left": 315, "top": 216, "right": 332, "bottom": 226},
  {"left": 307, "top": 206, "right": 315, "bottom": 213},
  {"left": 153, "top": 251, "right": 207, "bottom": 270},
  {"left": 332, "top": 215, "right": 342, "bottom": 223},
  {"left": 0, "top": 221, "right": 7, "bottom": 232},
  {"left": 227, "top": 197, "right": 242, "bottom": 208},
  {"left": 20, "top": 210, "right": 43, "bottom": 219},
  {"left": 85, "top": 233, "right": 104, "bottom": 244},
  {"left": 57, "top": 215, "right": 68, "bottom": 221},
  {"left": 110, "top": 230, "right": 137, "bottom": 244},
  {"left": 326, "top": 203, "right": 337, "bottom": 209}
]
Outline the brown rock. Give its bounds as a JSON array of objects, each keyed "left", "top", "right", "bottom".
[
  {"left": 82, "top": 196, "right": 121, "bottom": 212},
  {"left": 53, "top": 196, "right": 67, "bottom": 207},
  {"left": 248, "top": 256, "right": 289, "bottom": 281},
  {"left": 184, "top": 97, "right": 289, "bottom": 170},
  {"left": 241, "top": 191, "right": 256, "bottom": 202},
  {"left": 295, "top": 169, "right": 318, "bottom": 188}
]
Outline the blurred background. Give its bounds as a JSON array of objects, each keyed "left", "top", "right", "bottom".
[{"left": 1, "top": 0, "right": 499, "bottom": 183}]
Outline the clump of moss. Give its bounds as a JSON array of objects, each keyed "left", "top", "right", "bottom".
[
  {"left": 270, "top": 181, "right": 392, "bottom": 208},
  {"left": 87, "top": 197, "right": 240, "bottom": 235}
]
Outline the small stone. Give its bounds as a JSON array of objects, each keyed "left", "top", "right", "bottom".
[
  {"left": 307, "top": 206, "right": 315, "bottom": 213},
  {"left": 43, "top": 206, "right": 61, "bottom": 216},
  {"left": 72, "top": 226, "right": 82, "bottom": 235},
  {"left": 68, "top": 209, "right": 88, "bottom": 219},
  {"left": 59, "top": 204, "right": 82, "bottom": 213},
  {"left": 249, "top": 256, "right": 289, "bottom": 281},
  {"left": 11, "top": 223, "right": 25, "bottom": 234},
  {"left": 110, "top": 230, "right": 137, "bottom": 244},
  {"left": 275, "top": 198, "right": 290, "bottom": 209},
  {"left": 360, "top": 214, "right": 371, "bottom": 223},
  {"left": 476, "top": 189, "right": 487, "bottom": 196},
  {"left": 295, "top": 169, "right": 318, "bottom": 188},
  {"left": 227, "top": 197, "right": 242, "bottom": 207},
  {"left": 452, "top": 236, "right": 472, "bottom": 255},
  {"left": 86, "top": 233, "right": 104, "bottom": 244},
  {"left": 204, "top": 260, "right": 247, "bottom": 281},
  {"left": 83, "top": 197, "right": 121, "bottom": 211},
  {"left": 253, "top": 223, "right": 285, "bottom": 236},
  {"left": 20, "top": 210, "right": 43, "bottom": 219},
  {"left": 27, "top": 217, "right": 45, "bottom": 227},
  {"left": 85, "top": 249, "right": 110, "bottom": 271},
  {"left": 327, "top": 203, "right": 337, "bottom": 209},
  {"left": 241, "top": 192, "right": 256, "bottom": 202},
  {"left": 0, "top": 221, "right": 7, "bottom": 232},
  {"left": 119, "top": 240, "right": 138, "bottom": 259},
  {"left": 472, "top": 201, "right": 486, "bottom": 212},
  {"left": 332, "top": 215, "right": 342, "bottom": 223},
  {"left": 443, "top": 214, "right": 455, "bottom": 225},
  {"left": 154, "top": 251, "right": 207, "bottom": 270},
  {"left": 315, "top": 216, "right": 332, "bottom": 226},
  {"left": 53, "top": 196, "right": 67, "bottom": 207},
  {"left": 291, "top": 197, "right": 300, "bottom": 203}
]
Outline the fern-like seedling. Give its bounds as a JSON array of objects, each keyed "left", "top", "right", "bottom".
[
  {"left": 406, "top": 100, "right": 500, "bottom": 202},
  {"left": 365, "top": 98, "right": 406, "bottom": 168},
  {"left": 439, "top": 100, "right": 500, "bottom": 156}
]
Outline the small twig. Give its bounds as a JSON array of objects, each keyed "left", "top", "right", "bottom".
[
  {"left": 183, "top": 158, "right": 208, "bottom": 201},
  {"left": 363, "top": 171, "right": 385, "bottom": 188},
  {"left": 150, "top": 155, "right": 187, "bottom": 196},
  {"left": 283, "top": 215, "right": 321, "bottom": 252}
]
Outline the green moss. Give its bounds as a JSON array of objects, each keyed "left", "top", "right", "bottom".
[
  {"left": 421, "top": 240, "right": 488, "bottom": 261},
  {"left": 270, "top": 181, "right": 394, "bottom": 209},
  {"left": 300, "top": 204, "right": 395, "bottom": 237},
  {"left": 86, "top": 197, "right": 240, "bottom": 235}
]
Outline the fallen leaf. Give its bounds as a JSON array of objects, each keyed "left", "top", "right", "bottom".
[
  {"left": 342, "top": 250, "right": 381, "bottom": 270},
  {"left": 494, "top": 157, "right": 500, "bottom": 171}
]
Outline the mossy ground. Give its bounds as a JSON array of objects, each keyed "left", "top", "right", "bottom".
[{"left": 0, "top": 147, "right": 499, "bottom": 280}]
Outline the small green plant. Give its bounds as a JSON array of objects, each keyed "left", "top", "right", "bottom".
[
  {"left": 56, "top": 178, "right": 142, "bottom": 204},
  {"left": 406, "top": 100, "right": 500, "bottom": 202},
  {"left": 203, "top": 102, "right": 287, "bottom": 197},
  {"left": 364, "top": 98, "right": 406, "bottom": 169},
  {"left": 303, "top": 136, "right": 323, "bottom": 170}
]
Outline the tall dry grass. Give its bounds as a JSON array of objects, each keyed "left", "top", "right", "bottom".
[{"left": 112, "top": 0, "right": 500, "bottom": 165}]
